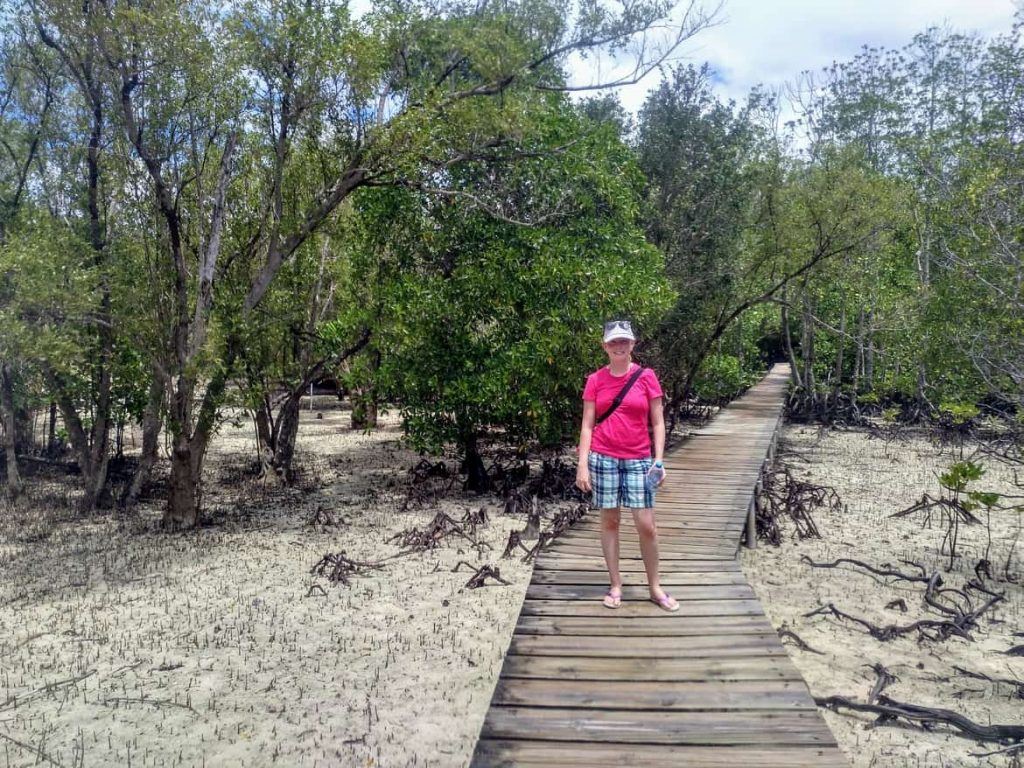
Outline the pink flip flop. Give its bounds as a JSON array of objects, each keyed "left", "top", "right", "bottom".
[
  {"left": 603, "top": 588, "right": 622, "bottom": 609},
  {"left": 650, "top": 592, "right": 679, "bottom": 612}
]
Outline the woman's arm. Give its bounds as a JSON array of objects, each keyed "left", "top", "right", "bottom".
[
  {"left": 576, "top": 400, "right": 596, "bottom": 492},
  {"left": 650, "top": 396, "right": 665, "bottom": 462}
]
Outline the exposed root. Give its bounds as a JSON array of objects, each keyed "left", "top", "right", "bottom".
[
  {"left": 816, "top": 693, "right": 1024, "bottom": 745},
  {"left": 756, "top": 465, "right": 838, "bottom": 545},
  {"left": 451, "top": 561, "right": 510, "bottom": 589},
  {"left": 309, "top": 551, "right": 383, "bottom": 586}
]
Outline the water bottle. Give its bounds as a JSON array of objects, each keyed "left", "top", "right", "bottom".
[{"left": 645, "top": 460, "right": 665, "bottom": 492}]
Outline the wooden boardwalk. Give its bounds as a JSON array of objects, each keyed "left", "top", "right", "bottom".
[{"left": 470, "top": 364, "right": 848, "bottom": 767}]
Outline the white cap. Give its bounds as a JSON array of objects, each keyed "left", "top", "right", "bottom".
[{"left": 603, "top": 320, "right": 635, "bottom": 343}]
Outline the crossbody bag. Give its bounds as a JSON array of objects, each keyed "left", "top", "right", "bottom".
[{"left": 594, "top": 366, "right": 646, "bottom": 425}]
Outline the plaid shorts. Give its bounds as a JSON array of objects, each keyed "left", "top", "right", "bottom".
[{"left": 588, "top": 451, "right": 655, "bottom": 509}]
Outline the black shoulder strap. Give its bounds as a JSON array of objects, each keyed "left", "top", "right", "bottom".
[{"left": 595, "top": 366, "right": 645, "bottom": 425}]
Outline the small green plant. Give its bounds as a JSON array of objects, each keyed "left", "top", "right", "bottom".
[
  {"left": 856, "top": 391, "right": 880, "bottom": 406},
  {"left": 895, "top": 460, "right": 1001, "bottom": 570},
  {"left": 881, "top": 406, "right": 900, "bottom": 423},
  {"left": 938, "top": 401, "right": 980, "bottom": 426}
]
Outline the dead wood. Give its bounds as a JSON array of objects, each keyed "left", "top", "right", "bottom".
[
  {"left": 800, "top": 556, "right": 931, "bottom": 584},
  {"left": 778, "top": 628, "right": 824, "bottom": 654},
  {"left": 501, "top": 530, "right": 531, "bottom": 560},
  {"left": 310, "top": 551, "right": 382, "bottom": 586},
  {"left": 816, "top": 693, "right": 1024, "bottom": 745},
  {"left": 866, "top": 663, "right": 897, "bottom": 703},
  {"left": 756, "top": 465, "right": 838, "bottom": 545},
  {"left": 387, "top": 509, "right": 490, "bottom": 555},
  {"left": 521, "top": 503, "right": 587, "bottom": 562},
  {"left": 452, "top": 561, "right": 510, "bottom": 589},
  {"left": 307, "top": 507, "right": 348, "bottom": 531},
  {"left": 953, "top": 666, "right": 1024, "bottom": 699}
]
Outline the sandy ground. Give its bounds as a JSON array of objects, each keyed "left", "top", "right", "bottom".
[
  {"left": 742, "top": 425, "right": 1024, "bottom": 768},
  {"left": 5, "top": 406, "right": 1023, "bottom": 767},
  {"left": 0, "top": 401, "right": 540, "bottom": 768}
]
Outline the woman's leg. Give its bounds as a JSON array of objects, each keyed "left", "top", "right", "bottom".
[
  {"left": 631, "top": 507, "right": 676, "bottom": 607},
  {"left": 601, "top": 507, "right": 623, "bottom": 593}
]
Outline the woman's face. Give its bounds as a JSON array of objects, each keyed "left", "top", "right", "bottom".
[{"left": 602, "top": 337, "right": 635, "bottom": 363}]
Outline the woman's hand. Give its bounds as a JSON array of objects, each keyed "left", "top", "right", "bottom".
[{"left": 575, "top": 463, "right": 592, "bottom": 493}]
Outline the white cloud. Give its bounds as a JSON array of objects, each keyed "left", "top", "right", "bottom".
[{"left": 568, "top": 0, "right": 1020, "bottom": 118}]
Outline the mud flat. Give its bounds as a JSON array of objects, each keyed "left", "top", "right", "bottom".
[
  {"left": 742, "top": 424, "right": 1024, "bottom": 768},
  {"left": 0, "top": 404, "right": 538, "bottom": 767}
]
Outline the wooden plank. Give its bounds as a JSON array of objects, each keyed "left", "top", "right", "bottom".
[
  {"left": 514, "top": 614, "right": 776, "bottom": 636},
  {"left": 499, "top": 655, "right": 805, "bottom": 682},
  {"left": 525, "top": 583, "right": 755, "bottom": 601},
  {"left": 518, "top": 598, "right": 766, "bottom": 619},
  {"left": 508, "top": 633, "right": 786, "bottom": 658},
  {"left": 472, "top": 741, "right": 849, "bottom": 767},
  {"left": 491, "top": 679, "right": 815, "bottom": 711},
  {"left": 532, "top": 561, "right": 741, "bottom": 573},
  {"left": 529, "top": 570, "right": 746, "bottom": 585},
  {"left": 480, "top": 707, "right": 838, "bottom": 746}
]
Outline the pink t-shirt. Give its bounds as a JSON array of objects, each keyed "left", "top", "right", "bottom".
[{"left": 583, "top": 363, "right": 664, "bottom": 459}]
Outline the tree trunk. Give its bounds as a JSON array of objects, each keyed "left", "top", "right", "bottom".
[
  {"left": 853, "top": 307, "right": 865, "bottom": 393},
  {"left": 0, "top": 362, "right": 23, "bottom": 499},
  {"left": 50, "top": 374, "right": 113, "bottom": 512},
  {"left": 271, "top": 393, "right": 302, "bottom": 482},
  {"left": 160, "top": 350, "right": 232, "bottom": 529},
  {"left": 865, "top": 309, "right": 875, "bottom": 383},
  {"left": 781, "top": 287, "right": 801, "bottom": 389},
  {"left": 350, "top": 389, "right": 378, "bottom": 429},
  {"left": 461, "top": 431, "right": 490, "bottom": 493},
  {"left": 166, "top": 439, "right": 200, "bottom": 528},
  {"left": 47, "top": 400, "right": 57, "bottom": 455},
  {"left": 350, "top": 349, "right": 381, "bottom": 429},
  {"left": 121, "top": 375, "right": 163, "bottom": 509},
  {"left": 801, "top": 289, "right": 816, "bottom": 395},
  {"left": 833, "top": 303, "right": 847, "bottom": 391}
]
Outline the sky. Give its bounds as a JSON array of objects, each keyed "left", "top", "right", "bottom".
[{"left": 568, "top": 0, "right": 1021, "bottom": 119}]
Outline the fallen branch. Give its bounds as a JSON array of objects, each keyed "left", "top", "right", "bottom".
[
  {"left": 816, "top": 693, "right": 1024, "bottom": 744},
  {"left": 800, "top": 556, "right": 931, "bottom": 584}
]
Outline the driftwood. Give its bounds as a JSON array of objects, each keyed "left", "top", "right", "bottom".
[{"left": 816, "top": 693, "right": 1024, "bottom": 745}]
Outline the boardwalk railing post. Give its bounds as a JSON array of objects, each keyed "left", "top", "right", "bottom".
[{"left": 745, "top": 495, "right": 756, "bottom": 549}]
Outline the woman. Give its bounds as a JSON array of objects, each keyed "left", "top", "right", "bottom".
[{"left": 575, "top": 320, "right": 678, "bottom": 611}]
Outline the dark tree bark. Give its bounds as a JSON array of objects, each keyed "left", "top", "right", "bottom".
[
  {"left": 121, "top": 374, "right": 163, "bottom": 508},
  {"left": 461, "top": 430, "right": 491, "bottom": 493},
  {"left": 46, "top": 400, "right": 57, "bottom": 456},
  {"left": 0, "top": 362, "right": 23, "bottom": 499}
]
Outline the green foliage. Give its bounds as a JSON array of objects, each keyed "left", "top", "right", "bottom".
[
  {"left": 939, "top": 460, "right": 984, "bottom": 493},
  {"left": 692, "top": 354, "right": 757, "bottom": 403},
  {"left": 357, "top": 106, "right": 673, "bottom": 454},
  {"left": 938, "top": 401, "right": 980, "bottom": 425}
]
